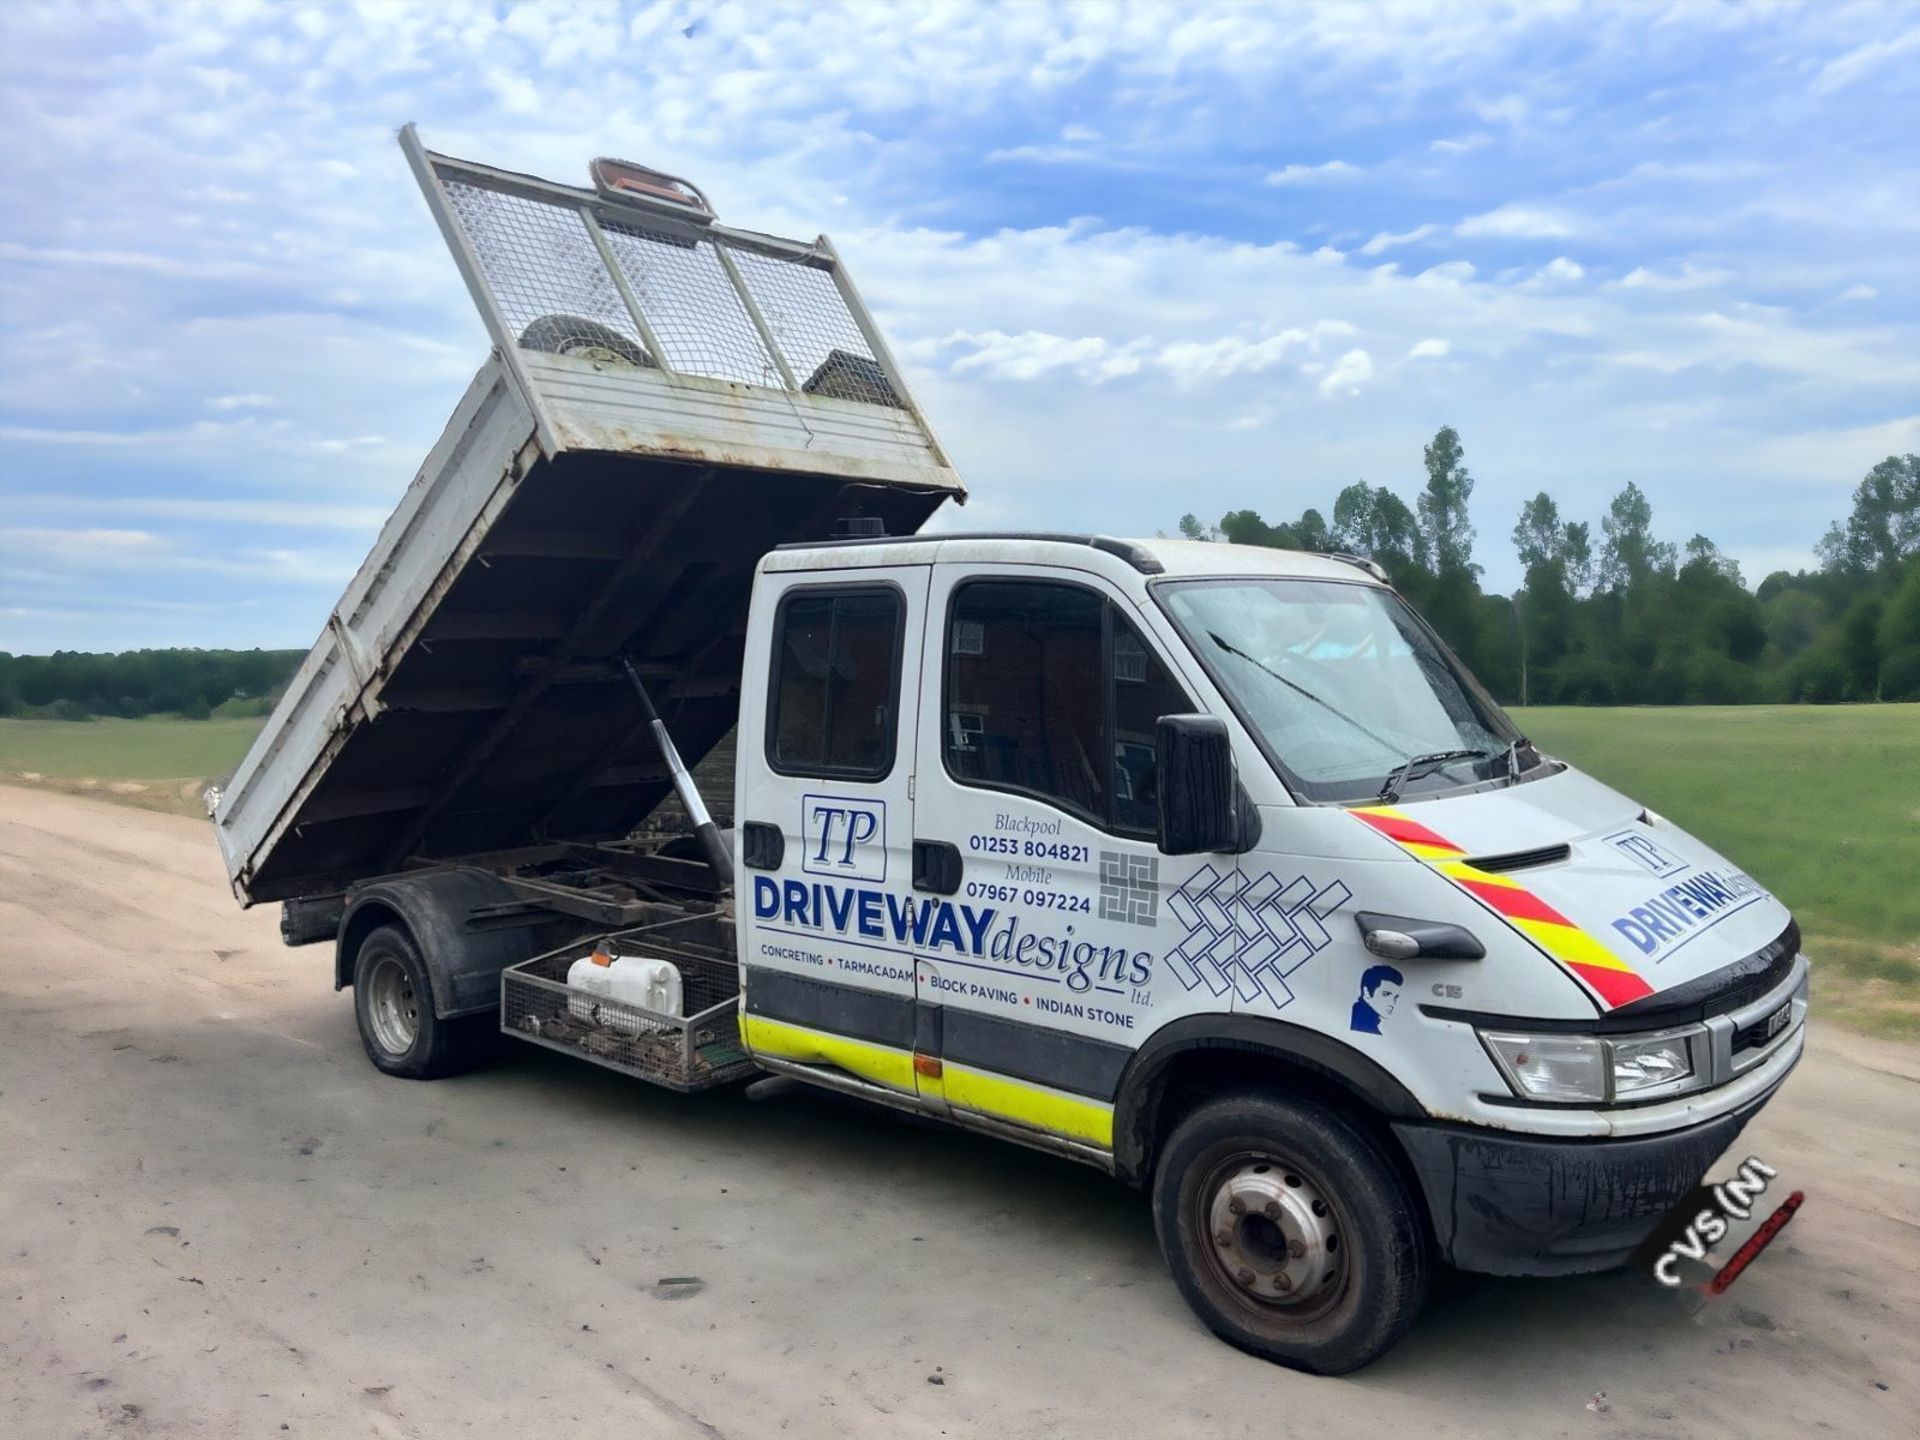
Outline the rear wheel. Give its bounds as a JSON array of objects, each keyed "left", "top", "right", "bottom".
[
  {"left": 1152, "top": 1091, "right": 1430, "bottom": 1374},
  {"left": 352, "top": 925, "right": 498, "bottom": 1079}
]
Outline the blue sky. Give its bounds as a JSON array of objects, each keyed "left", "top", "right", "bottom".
[{"left": 2, "top": 0, "right": 1916, "bottom": 652}]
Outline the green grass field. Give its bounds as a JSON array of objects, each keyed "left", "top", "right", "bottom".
[
  {"left": 1514, "top": 704, "right": 1920, "bottom": 1040},
  {"left": 4, "top": 705, "right": 1915, "bottom": 1036},
  {"left": 0, "top": 715, "right": 266, "bottom": 813}
]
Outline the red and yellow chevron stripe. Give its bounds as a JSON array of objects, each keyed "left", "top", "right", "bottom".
[{"left": 1351, "top": 805, "right": 1656, "bottom": 1010}]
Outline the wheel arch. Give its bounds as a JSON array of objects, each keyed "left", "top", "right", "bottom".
[
  {"left": 1111, "top": 1013, "right": 1428, "bottom": 1187},
  {"left": 335, "top": 897, "right": 403, "bottom": 992},
  {"left": 334, "top": 868, "right": 542, "bottom": 1019}
]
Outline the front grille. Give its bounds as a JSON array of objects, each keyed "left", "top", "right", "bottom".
[{"left": 1733, "top": 998, "right": 1796, "bottom": 1056}]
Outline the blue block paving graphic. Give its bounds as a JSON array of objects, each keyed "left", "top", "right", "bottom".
[{"left": 1164, "top": 865, "right": 1353, "bottom": 1008}]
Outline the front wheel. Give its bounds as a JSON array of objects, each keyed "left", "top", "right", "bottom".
[
  {"left": 1152, "top": 1092, "right": 1431, "bottom": 1374},
  {"left": 352, "top": 925, "right": 498, "bottom": 1080}
]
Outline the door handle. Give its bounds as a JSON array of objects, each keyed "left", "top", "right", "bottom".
[
  {"left": 912, "top": 839, "right": 963, "bottom": 895},
  {"left": 741, "top": 821, "right": 785, "bottom": 870}
]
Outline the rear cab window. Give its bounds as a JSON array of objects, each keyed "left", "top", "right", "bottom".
[{"left": 767, "top": 585, "right": 904, "bottom": 779}]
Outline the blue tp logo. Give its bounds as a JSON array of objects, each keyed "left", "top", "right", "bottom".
[
  {"left": 1608, "top": 829, "right": 1686, "bottom": 878},
  {"left": 802, "top": 795, "right": 886, "bottom": 883}
]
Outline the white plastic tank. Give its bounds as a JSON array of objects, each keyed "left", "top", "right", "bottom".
[{"left": 566, "top": 948, "right": 684, "bottom": 1032}]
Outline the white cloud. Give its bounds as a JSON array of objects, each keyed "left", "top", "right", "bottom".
[
  {"left": 1612, "top": 262, "right": 1733, "bottom": 292},
  {"left": 1157, "top": 332, "right": 1308, "bottom": 385},
  {"left": 944, "top": 330, "right": 1147, "bottom": 384},
  {"left": 0, "top": 527, "right": 166, "bottom": 558},
  {"left": 1812, "top": 26, "right": 1920, "bottom": 95},
  {"left": 1317, "top": 348, "right": 1374, "bottom": 397},
  {"left": 1473, "top": 95, "right": 1529, "bottom": 126},
  {"left": 1527, "top": 257, "right": 1585, "bottom": 286},
  {"left": 9, "top": 495, "right": 389, "bottom": 531},
  {"left": 1745, "top": 413, "right": 1920, "bottom": 483},
  {"left": 1358, "top": 223, "right": 1437, "bottom": 256},
  {"left": 934, "top": 319, "right": 1365, "bottom": 390},
  {"left": 1406, "top": 338, "right": 1450, "bottom": 361},
  {"left": 0, "top": 526, "right": 357, "bottom": 585},
  {"left": 1456, "top": 205, "right": 1574, "bottom": 240},
  {"left": 0, "top": 0, "right": 1915, "bottom": 644},
  {"left": 1602, "top": 307, "right": 1920, "bottom": 387},
  {"left": 1265, "top": 160, "right": 1361, "bottom": 186},
  {"left": 1836, "top": 284, "right": 1877, "bottom": 303}
]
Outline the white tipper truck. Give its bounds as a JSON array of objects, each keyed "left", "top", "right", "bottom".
[{"left": 215, "top": 128, "right": 1809, "bottom": 1374}]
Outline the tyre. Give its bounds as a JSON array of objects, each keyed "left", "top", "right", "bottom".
[
  {"left": 516, "top": 314, "right": 653, "bottom": 367},
  {"left": 352, "top": 924, "right": 499, "bottom": 1080},
  {"left": 1152, "top": 1091, "right": 1431, "bottom": 1374}
]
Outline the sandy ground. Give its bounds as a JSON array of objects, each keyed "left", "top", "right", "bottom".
[{"left": 2, "top": 785, "right": 1915, "bottom": 1440}]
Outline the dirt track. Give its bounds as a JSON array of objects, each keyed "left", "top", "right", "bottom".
[{"left": 2, "top": 784, "right": 1915, "bottom": 1439}]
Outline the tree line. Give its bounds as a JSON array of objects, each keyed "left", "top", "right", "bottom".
[
  {"left": 1176, "top": 436, "right": 1920, "bottom": 705},
  {"left": 6, "top": 443, "right": 1917, "bottom": 721},
  {"left": 0, "top": 648, "right": 306, "bottom": 721}
]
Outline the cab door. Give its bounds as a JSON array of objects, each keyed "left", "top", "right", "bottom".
[
  {"left": 908, "top": 565, "right": 1211, "bottom": 1155},
  {"left": 736, "top": 566, "right": 929, "bottom": 1102}
]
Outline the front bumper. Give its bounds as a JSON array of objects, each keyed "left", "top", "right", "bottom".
[{"left": 1391, "top": 1060, "right": 1796, "bottom": 1276}]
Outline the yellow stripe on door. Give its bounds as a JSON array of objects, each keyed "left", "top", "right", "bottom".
[
  {"left": 738, "top": 1014, "right": 1114, "bottom": 1149},
  {"left": 737, "top": 1013, "right": 917, "bottom": 1092},
  {"left": 924, "top": 1065, "right": 1115, "bottom": 1149}
]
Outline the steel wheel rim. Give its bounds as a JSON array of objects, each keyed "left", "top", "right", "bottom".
[
  {"left": 365, "top": 954, "right": 420, "bottom": 1056},
  {"left": 1197, "top": 1150, "right": 1349, "bottom": 1316}
]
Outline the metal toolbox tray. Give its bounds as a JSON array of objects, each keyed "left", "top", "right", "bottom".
[{"left": 501, "top": 911, "right": 756, "bottom": 1091}]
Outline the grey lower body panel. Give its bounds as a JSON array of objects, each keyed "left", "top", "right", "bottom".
[
  {"left": 1392, "top": 1066, "right": 1794, "bottom": 1277},
  {"left": 742, "top": 964, "right": 1130, "bottom": 1102}
]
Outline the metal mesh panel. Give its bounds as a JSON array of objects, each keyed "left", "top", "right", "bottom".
[
  {"left": 728, "top": 248, "right": 901, "bottom": 407},
  {"left": 503, "top": 945, "right": 752, "bottom": 1091},
  {"left": 500, "top": 915, "right": 754, "bottom": 1092},
  {"left": 434, "top": 165, "right": 904, "bottom": 406},
  {"left": 598, "top": 220, "right": 783, "bottom": 385},
  {"left": 440, "top": 178, "right": 654, "bottom": 367}
]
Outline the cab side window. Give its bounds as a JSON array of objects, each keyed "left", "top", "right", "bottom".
[
  {"left": 768, "top": 586, "right": 903, "bottom": 778},
  {"left": 944, "top": 580, "right": 1191, "bottom": 835}
]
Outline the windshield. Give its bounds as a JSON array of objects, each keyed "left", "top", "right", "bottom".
[{"left": 1156, "top": 577, "right": 1524, "bottom": 804}]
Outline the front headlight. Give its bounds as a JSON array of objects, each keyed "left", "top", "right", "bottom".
[
  {"left": 1609, "top": 1030, "right": 1698, "bottom": 1097},
  {"left": 1480, "top": 1025, "right": 1708, "bottom": 1104},
  {"left": 1481, "top": 1032, "right": 1608, "bottom": 1102}
]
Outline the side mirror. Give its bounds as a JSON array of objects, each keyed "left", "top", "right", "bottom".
[{"left": 1156, "top": 714, "right": 1243, "bottom": 855}]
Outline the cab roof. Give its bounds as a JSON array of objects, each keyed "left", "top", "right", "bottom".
[{"left": 765, "top": 531, "right": 1388, "bottom": 586}]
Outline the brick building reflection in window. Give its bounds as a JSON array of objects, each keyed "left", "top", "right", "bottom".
[{"left": 945, "top": 580, "right": 1189, "bottom": 835}]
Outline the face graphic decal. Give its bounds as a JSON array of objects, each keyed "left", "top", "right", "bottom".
[{"left": 1351, "top": 963, "right": 1404, "bottom": 1034}]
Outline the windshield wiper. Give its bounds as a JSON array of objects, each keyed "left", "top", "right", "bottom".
[
  {"left": 1208, "top": 631, "right": 1402, "bottom": 756},
  {"left": 1377, "top": 749, "right": 1493, "bottom": 804}
]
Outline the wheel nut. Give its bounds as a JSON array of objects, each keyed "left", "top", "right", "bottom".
[
  {"left": 1236, "top": 1268, "right": 1255, "bottom": 1286},
  {"left": 1215, "top": 1229, "right": 1233, "bottom": 1247},
  {"left": 1288, "top": 1239, "right": 1306, "bottom": 1259},
  {"left": 1264, "top": 1201, "right": 1282, "bottom": 1220},
  {"left": 1228, "top": 1197, "right": 1245, "bottom": 1216},
  {"left": 1273, "top": 1272, "right": 1294, "bottom": 1292}
]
